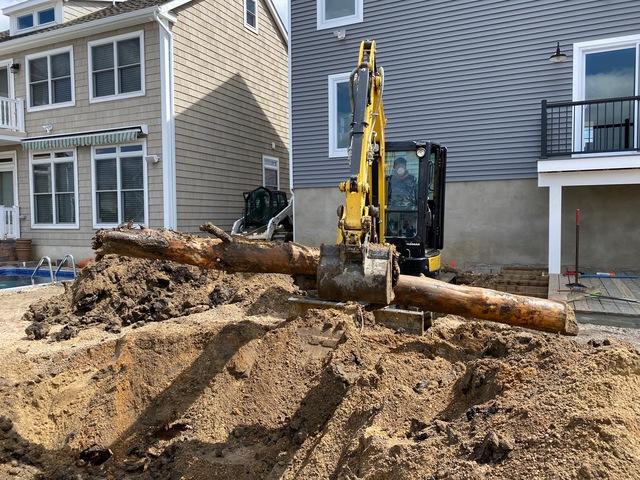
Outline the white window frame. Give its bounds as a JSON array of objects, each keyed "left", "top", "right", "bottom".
[
  {"left": 0, "top": 151, "right": 18, "bottom": 207},
  {"left": 328, "top": 72, "right": 351, "bottom": 158},
  {"left": 88, "top": 30, "right": 146, "bottom": 104},
  {"left": 572, "top": 34, "right": 640, "bottom": 156},
  {"left": 0, "top": 59, "right": 15, "bottom": 99},
  {"left": 262, "top": 155, "right": 280, "bottom": 189},
  {"left": 244, "top": 0, "right": 258, "bottom": 33},
  {"left": 28, "top": 149, "right": 79, "bottom": 229},
  {"left": 91, "top": 142, "right": 149, "bottom": 229},
  {"left": 25, "top": 45, "right": 75, "bottom": 113},
  {"left": 9, "top": 2, "right": 62, "bottom": 35},
  {"left": 317, "top": 0, "right": 363, "bottom": 30}
]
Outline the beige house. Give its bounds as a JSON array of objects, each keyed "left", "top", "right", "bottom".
[{"left": 0, "top": 0, "right": 289, "bottom": 260}]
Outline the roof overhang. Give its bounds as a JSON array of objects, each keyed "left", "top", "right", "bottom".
[
  {"left": 22, "top": 125, "right": 147, "bottom": 150},
  {"left": 2, "top": 0, "right": 58, "bottom": 15},
  {"left": 0, "top": 0, "right": 287, "bottom": 56},
  {"left": 0, "top": 5, "right": 160, "bottom": 55}
]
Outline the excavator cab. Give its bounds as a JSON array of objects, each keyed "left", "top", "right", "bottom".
[{"left": 384, "top": 141, "right": 447, "bottom": 277}]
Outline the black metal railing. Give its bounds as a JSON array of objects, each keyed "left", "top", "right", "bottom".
[{"left": 541, "top": 96, "right": 640, "bottom": 157}]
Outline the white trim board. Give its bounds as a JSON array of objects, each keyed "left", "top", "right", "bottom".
[
  {"left": 156, "top": 13, "right": 177, "bottom": 230},
  {"left": 539, "top": 168, "right": 640, "bottom": 187},
  {"left": 328, "top": 72, "right": 350, "bottom": 158},
  {"left": 538, "top": 155, "right": 640, "bottom": 173}
]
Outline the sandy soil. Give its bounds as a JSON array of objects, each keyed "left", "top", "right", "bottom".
[{"left": 0, "top": 260, "right": 638, "bottom": 479}]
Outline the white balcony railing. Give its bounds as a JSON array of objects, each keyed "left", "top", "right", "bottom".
[
  {"left": 0, "top": 206, "right": 20, "bottom": 239},
  {"left": 0, "top": 97, "right": 25, "bottom": 132}
]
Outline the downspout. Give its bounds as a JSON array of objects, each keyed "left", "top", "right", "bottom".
[
  {"left": 287, "top": 0, "right": 294, "bottom": 241},
  {"left": 155, "top": 10, "right": 177, "bottom": 230}
]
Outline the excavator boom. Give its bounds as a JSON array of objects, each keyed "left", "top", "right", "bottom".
[{"left": 317, "top": 40, "right": 397, "bottom": 305}]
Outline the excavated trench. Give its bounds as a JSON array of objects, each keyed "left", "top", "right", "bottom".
[{"left": 0, "top": 257, "right": 639, "bottom": 479}]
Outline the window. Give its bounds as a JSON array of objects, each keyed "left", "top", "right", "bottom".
[
  {"left": 89, "top": 31, "right": 144, "bottom": 102},
  {"left": 328, "top": 72, "right": 351, "bottom": 157},
  {"left": 38, "top": 8, "right": 55, "bottom": 25},
  {"left": 317, "top": 0, "right": 363, "bottom": 30},
  {"left": 17, "top": 14, "right": 33, "bottom": 30},
  {"left": 573, "top": 35, "right": 640, "bottom": 153},
  {"left": 15, "top": 6, "right": 57, "bottom": 32},
  {"left": 0, "top": 59, "right": 14, "bottom": 99},
  {"left": 30, "top": 150, "right": 78, "bottom": 228},
  {"left": 92, "top": 144, "right": 147, "bottom": 227},
  {"left": 244, "top": 0, "right": 258, "bottom": 32},
  {"left": 263, "top": 156, "right": 279, "bottom": 190},
  {"left": 26, "top": 47, "right": 74, "bottom": 111},
  {"left": 0, "top": 153, "right": 17, "bottom": 208}
]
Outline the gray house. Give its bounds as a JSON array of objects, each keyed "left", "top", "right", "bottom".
[{"left": 290, "top": 0, "right": 640, "bottom": 274}]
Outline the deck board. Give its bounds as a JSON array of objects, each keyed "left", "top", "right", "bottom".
[{"left": 548, "top": 273, "right": 640, "bottom": 328}]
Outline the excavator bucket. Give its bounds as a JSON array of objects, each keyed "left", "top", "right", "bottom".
[{"left": 317, "top": 243, "right": 395, "bottom": 305}]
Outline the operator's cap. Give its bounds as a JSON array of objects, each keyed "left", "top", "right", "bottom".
[{"left": 393, "top": 157, "right": 407, "bottom": 167}]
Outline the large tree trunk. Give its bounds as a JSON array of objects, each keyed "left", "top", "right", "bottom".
[{"left": 93, "top": 226, "right": 577, "bottom": 336}]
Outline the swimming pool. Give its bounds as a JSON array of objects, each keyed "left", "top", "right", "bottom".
[{"left": 0, "top": 267, "right": 76, "bottom": 289}]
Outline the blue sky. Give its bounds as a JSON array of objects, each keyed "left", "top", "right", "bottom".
[{"left": 0, "top": 0, "right": 288, "bottom": 30}]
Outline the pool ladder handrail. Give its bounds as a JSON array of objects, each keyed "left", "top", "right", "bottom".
[
  {"left": 54, "top": 254, "right": 77, "bottom": 282},
  {"left": 31, "top": 256, "right": 54, "bottom": 284}
]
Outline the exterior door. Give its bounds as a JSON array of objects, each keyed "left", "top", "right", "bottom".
[
  {"left": 582, "top": 47, "right": 637, "bottom": 152},
  {"left": 0, "top": 154, "right": 17, "bottom": 207}
]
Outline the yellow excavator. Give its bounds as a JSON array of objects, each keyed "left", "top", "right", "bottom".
[{"left": 317, "top": 40, "right": 447, "bottom": 306}]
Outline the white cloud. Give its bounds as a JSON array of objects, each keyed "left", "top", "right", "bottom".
[
  {"left": 272, "top": 0, "right": 288, "bottom": 26},
  {"left": 0, "top": 0, "right": 22, "bottom": 31}
]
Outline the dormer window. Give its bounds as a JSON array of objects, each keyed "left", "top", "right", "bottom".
[{"left": 5, "top": 1, "right": 61, "bottom": 36}]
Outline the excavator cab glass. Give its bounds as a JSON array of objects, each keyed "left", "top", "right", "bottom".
[{"left": 383, "top": 141, "right": 447, "bottom": 276}]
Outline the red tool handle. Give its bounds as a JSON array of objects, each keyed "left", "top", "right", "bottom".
[{"left": 576, "top": 209, "right": 580, "bottom": 226}]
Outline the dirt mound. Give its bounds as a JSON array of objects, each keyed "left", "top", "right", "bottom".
[
  {"left": 1, "top": 301, "right": 639, "bottom": 479},
  {"left": 22, "top": 255, "right": 297, "bottom": 341}
]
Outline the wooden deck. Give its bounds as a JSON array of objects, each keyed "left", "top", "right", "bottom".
[{"left": 549, "top": 273, "right": 640, "bottom": 328}]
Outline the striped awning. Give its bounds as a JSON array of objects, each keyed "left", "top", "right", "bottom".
[{"left": 22, "top": 126, "right": 146, "bottom": 151}]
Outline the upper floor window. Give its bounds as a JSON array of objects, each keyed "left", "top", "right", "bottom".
[
  {"left": 317, "top": 0, "right": 363, "bottom": 30},
  {"left": 89, "top": 31, "right": 145, "bottom": 103},
  {"left": 13, "top": 6, "right": 58, "bottom": 33},
  {"left": 328, "top": 72, "right": 351, "bottom": 157},
  {"left": 244, "top": 0, "right": 258, "bottom": 32},
  {"left": 26, "top": 46, "right": 74, "bottom": 112}
]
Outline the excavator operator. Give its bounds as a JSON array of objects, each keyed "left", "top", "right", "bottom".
[{"left": 387, "top": 157, "right": 418, "bottom": 238}]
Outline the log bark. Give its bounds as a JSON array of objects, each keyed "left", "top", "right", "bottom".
[{"left": 92, "top": 227, "right": 577, "bottom": 336}]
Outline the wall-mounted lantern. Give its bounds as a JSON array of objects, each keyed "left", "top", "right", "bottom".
[
  {"left": 9, "top": 63, "right": 20, "bottom": 74},
  {"left": 549, "top": 42, "right": 568, "bottom": 63}
]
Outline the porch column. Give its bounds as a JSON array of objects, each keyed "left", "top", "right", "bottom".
[{"left": 548, "top": 184, "right": 562, "bottom": 274}]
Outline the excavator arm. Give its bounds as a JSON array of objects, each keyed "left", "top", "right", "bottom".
[{"left": 317, "top": 41, "right": 397, "bottom": 305}]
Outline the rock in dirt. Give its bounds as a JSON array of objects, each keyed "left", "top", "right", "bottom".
[
  {"left": 53, "top": 325, "right": 78, "bottom": 342},
  {"left": 79, "top": 444, "right": 113, "bottom": 466},
  {"left": 472, "top": 431, "right": 513, "bottom": 464},
  {"left": 24, "top": 322, "right": 50, "bottom": 340}
]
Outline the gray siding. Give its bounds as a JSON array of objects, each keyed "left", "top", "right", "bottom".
[
  {"left": 172, "top": 0, "right": 289, "bottom": 233},
  {"left": 291, "top": 0, "right": 640, "bottom": 186}
]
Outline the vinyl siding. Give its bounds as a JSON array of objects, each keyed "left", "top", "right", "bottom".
[
  {"left": 291, "top": 0, "right": 640, "bottom": 187},
  {"left": 63, "top": 1, "right": 109, "bottom": 22},
  {"left": 172, "top": 0, "right": 289, "bottom": 232},
  {"left": 0, "top": 22, "right": 163, "bottom": 253}
]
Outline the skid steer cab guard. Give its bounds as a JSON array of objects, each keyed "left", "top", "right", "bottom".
[{"left": 384, "top": 141, "right": 447, "bottom": 276}]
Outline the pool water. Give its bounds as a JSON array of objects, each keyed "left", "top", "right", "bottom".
[{"left": 0, "top": 268, "right": 76, "bottom": 289}]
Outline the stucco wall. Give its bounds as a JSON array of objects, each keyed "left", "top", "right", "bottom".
[{"left": 294, "top": 180, "right": 640, "bottom": 271}]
